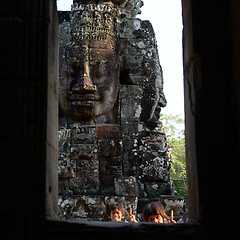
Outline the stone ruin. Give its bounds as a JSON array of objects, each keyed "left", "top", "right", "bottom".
[{"left": 58, "top": 0, "right": 185, "bottom": 221}]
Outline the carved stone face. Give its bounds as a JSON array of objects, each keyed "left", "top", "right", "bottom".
[
  {"left": 59, "top": 42, "right": 119, "bottom": 122},
  {"left": 59, "top": 3, "right": 120, "bottom": 122}
]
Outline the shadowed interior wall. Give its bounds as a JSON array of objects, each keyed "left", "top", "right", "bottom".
[
  {"left": 183, "top": 0, "right": 240, "bottom": 227},
  {"left": 0, "top": 0, "right": 58, "bottom": 235}
]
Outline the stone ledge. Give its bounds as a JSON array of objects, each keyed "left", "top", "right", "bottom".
[{"left": 44, "top": 217, "right": 202, "bottom": 238}]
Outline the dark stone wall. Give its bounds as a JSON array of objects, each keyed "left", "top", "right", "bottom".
[
  {"left": 0, "top": 0, "right": 59, "bottom": 237},
  {"left": 183, "top": 0, "right": 240, "bottom": 227}
]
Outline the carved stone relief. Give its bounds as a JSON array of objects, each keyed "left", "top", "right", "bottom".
[{"left": 58, "top": 0, "right": 184, "bottom": 221}]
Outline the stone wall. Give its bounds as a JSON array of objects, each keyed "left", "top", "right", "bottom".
[{"left": 58, "top": 0, "right": 183, "bottom": 221}]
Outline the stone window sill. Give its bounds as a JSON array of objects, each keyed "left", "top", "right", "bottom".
[{"left": 43, "top": 217, "right": 201, "bottom": 237}]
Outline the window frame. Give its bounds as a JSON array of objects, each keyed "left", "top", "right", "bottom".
[{"left": 42, "top": 0, "right": 202, "bottom": 237}]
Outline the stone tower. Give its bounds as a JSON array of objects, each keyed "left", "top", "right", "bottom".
[{"left": 58, "top": 0, "right": 177, "bottom": 221}]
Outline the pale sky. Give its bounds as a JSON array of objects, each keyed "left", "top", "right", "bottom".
[{"left": 57, "top": 0, "right": 184, "bottom": 116}]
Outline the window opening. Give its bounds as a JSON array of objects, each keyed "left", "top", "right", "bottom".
[{"left": 56, "top": 0, "right": 187, "bottom": 223}]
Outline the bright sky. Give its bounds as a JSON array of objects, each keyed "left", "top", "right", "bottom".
[{"left": 57, "top": 0, "right": 184, "bottom": 117}]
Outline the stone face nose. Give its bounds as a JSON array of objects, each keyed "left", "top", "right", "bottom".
[
  {"left": 82, "top": 61, "right": 97, "bottom": 92},
  {"left": 71, "top": 62, "right": 97, "bottom": 94},
  {"left": 71, "top": 45, "right": 97, "bottom": 94}
]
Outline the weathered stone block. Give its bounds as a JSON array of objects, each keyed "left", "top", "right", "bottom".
[
  {"left": 122, "top": 138, "right": 138, "bottom": 176},
  {"left": 144, "top": 182, "right": 172, "bottom": 197},
  {"left": 58, "top": 159, "right": 76, "bottom": 179},
  {"left": 99, "top": 175, "right": 116, "bottom": 195},
  {"left": 71, "top": 125, "right": 96, "bottom": 143},
  {"left": 139, "top": 156, "right": 169, "bottom": 182},
  {"left": 58, "top": 128, "right": 71, "bottom": 160},
  {"left": 58, "top": 196, "right": 77, "bottom": 220},
  {"left": 119, "top": 18, "right": 142, "bottom": 38},
  {"left": 127, "top": 74, "right": 146, "bottom": 85},
  {"left": 58, "top": 179, "right": 73, "bottom": 196},
  {"left": 120, "top": 85, "right": 143, "bottom": 100},
  {"left": 139, "top": 135, "right": 168, "bottom": 155},
  {"left": 72, "top": 195, "right": 106, "bottom": 221},
  {"left": 98, "top": 139, "right": 123, "bottom": 157},
  {"left": 96, "top": 125, "right": 121, "bottom": 139},
  {"left": 69, "top": 173, "right": 99, "bottom": 194},
  {"left": 120, "top": 121, "right": 140, "bottom": 137},
  {"left": 114, "top": 176, "right": 138, "bottom": 196},
  {"left": 76, "top": 159, "right": 99, "bottom": 175},
  {"left": 99, "top": 156, "right": 122, "bottom": 176},
  {"left": 161, "top": 195, "right": 185, "bottom": 219},
  {"left": 121, "top": 99, "right": 142, "bottom": 120},
  {"left": 70, "top": 144, "right": 98, "bottom": 160},
  {"left": 58, "top": 11, "right": 71, "bottom": 47}
]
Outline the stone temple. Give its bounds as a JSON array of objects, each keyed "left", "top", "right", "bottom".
[{"left": 58, "top": 0, "right": 184, "bottom": 221}]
